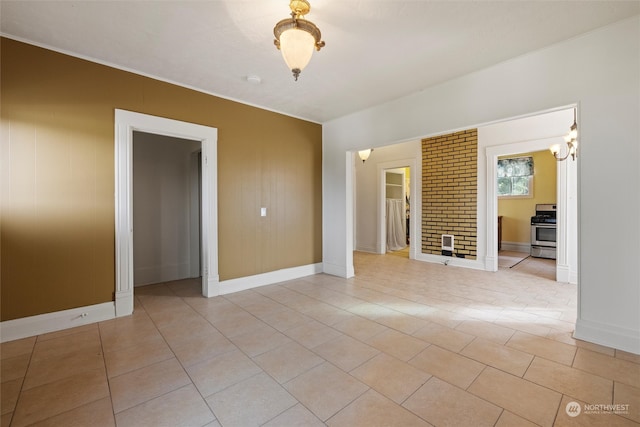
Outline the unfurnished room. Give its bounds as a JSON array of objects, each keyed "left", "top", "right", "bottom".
[{"left": 1, "top": 1, "right": 639, "bottom": 426}]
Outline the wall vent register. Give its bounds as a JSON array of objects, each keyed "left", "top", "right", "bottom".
[{"left": 442, "top": 234, "right": 454, "bottom": 251}]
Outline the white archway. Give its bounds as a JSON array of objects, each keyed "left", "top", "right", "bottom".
[
  {"left": 482, "top": 106, "right": 578, "bottom": 283},
  {"left": 346, "top": 106, "right": 578, "bottom": 282}
]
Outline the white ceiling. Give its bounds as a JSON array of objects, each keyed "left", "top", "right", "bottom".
[{"left": 2, "top": 1, "right": 639, "bottom": 123}]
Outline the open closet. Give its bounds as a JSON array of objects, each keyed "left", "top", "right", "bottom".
[{"left": 385, "top": 168, "right": 409, "bottom": 251}]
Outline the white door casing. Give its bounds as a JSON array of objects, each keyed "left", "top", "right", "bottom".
[
  {"left": 115, "top": 110, "right": 219, "bottom": 317},
  {"left": 485, "top": 134, "right": 577, "bottom": 282}
]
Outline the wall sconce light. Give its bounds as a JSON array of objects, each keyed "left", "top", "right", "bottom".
[
  {"left": 550, "top": 109, "right": 578, "bottom": 161},
  {"left": 358, "top": 149, "right": 373, "bottom": 163}
]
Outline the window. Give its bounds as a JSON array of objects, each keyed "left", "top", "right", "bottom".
[{"left": 497, "top": 156, "right": 533, "bottom": 197}]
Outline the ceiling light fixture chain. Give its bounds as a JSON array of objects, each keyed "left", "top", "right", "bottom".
[{"left": 273, "top": 0, "right": 325, "bottom": 81}]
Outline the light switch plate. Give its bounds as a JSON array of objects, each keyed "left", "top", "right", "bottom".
[{"left": 261, "top": 207, "right": 267, "bottom": 217}]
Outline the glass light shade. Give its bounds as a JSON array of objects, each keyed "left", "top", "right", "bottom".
[
  {"left": 279, "top": 28, "right": 315, "bottom": 72},
  {"left": 358, "top": 149, "right": 372, "bottom": 162},
  {"left": 569, "top": 128, "right": 578, "bottom": 140},
  {"left": 549, "top": 144, "right": 561, "bottom": 155}
]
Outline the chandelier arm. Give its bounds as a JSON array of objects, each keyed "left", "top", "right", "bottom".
[
  {"left": 553, "top": 151, "right": 572, "bottom": 162},
  {"left": 550, "top": 108, "right": 578, "bottom": 161},
  {"left": 553, "top": 140, "right": 577, "bottom": 161}
]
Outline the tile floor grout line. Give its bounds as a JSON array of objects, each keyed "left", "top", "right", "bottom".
[
  {"left": 8, "top": 254, "right": 634, "bottom": 426},
  {"left": 521, "top": 352, "right": 537, "bottom": 379},
  {"left": 122, "top": 286, "right": 217, "bottom": 418},
  {"left": 4, "top": 337, "right": 36, "bottom": 427},
  {"left": 135, "top": 285, "right": 224, "bottom": 424},
  {"left": 97, "top": 318, "right": 118, "bottom": 425},
  {"left": 550, "top": 393, "right": 566, "bottom": 426},
  {"left": 172, "top": 290, "right": 315, "bottom": 423},
  {"left": 10, "top": 326, "right": 110, "bottom": 426},
  {"left": 491, "top": 408, "right": 506, "bottom": 427}
]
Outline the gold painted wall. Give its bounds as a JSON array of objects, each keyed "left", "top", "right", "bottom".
[
  {"left": 1, "top": 38, "right": 322, "bottom": 321},
  {"left": 498, "top": 151, "right": 557, "bottom": 243},
  {"left": 421, "top": 130, "right": 478, "bottom": 259}
]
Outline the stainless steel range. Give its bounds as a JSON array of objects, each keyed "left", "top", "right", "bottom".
[{"left": 531, "top": 203, "right": 557, "bottom": 259}]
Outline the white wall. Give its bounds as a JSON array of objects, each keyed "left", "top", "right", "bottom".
[
  {"left": 323, "top": 17, "right": 640, "bottom": 353},
  {"left": 354, "top": 141, "right": 420, "bottom": 254},
  {"left": 133, "top": 131, "right": 201, "bottom": 285}
]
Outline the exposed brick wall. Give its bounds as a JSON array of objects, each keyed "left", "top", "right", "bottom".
[{"left": 421, "top": 129, "right": 477, "bottom": 259}]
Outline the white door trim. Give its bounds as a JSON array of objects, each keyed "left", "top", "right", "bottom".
[
  {"left": 189, "top": 150, "right": 202, "bottom": 278},
  {"left": 485, "top": 135, "right": 576, "bottom": 282},
  {"left": 114, "top": 110, "right": 219, "bottom": 317}
]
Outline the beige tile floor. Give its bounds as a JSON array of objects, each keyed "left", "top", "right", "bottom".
[{"left": 2, "top": 252, "right": 639, "bottom": 426}]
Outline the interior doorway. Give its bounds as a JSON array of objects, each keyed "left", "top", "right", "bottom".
[
  {"left": 132, "top": 131, "right": 202, "bottom": 287},
  {"left": 375, "top": 157, "right": 418, "bottom": 260},
  {"left": 496, "top": 149, "right": 557, "bottom": 280},
  {"left": 348, "top": 106, "right": 576, "bottom": 284},
  {"left": 382, "top": 167, "right": 410, "bottom": 256},
  {"left": 114, "top": 110, "right": 219, "bottom": 318},
  {"left": 484, "top": 107, "right": 578, "bottom": 283}
]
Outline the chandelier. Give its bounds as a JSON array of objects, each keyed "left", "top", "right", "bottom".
[
  {"left": 273, "top": 0, "right": 325, "bottom": 81},
  {"left": 550, "top": 109, "right": 578, "bottom": 161}
]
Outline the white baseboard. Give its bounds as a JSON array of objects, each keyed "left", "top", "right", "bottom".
[
  {"left": 501, "top": 241, "right": 531, "bottom": 253},
  {"left": 205, "top": 274, "right": 220, "bottom": 298},
  {"left": 569, "top": 269, "right": 578, "bottom": 285},
  {"left": 354, "top": 245, "right": 378, "bottom": 254},
  {"left": 556, "top": 264, "right": 570, "bottom": 283},
  {"left": 323, "top": 261, "right": 353, "bottom": 278},
  {"left": 415, "top": 253, "right": 486, "bottom": 270},
  {"left": 485, "top": 255, "right": 498, "bottom": 272},
  {"left": 0, "top": 302, "right": 116, "bottom": 343},
  {"left": 115, "top": 289, "right": 134, "bottom": 317},
  {"left": 218, "top": 263, "right": 324, "bottom": 295},
  {"left": 574, "top": 318, "right": 640, "bottom": 355}
]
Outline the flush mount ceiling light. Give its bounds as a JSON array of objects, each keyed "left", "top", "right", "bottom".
[
  {"left": 550, "top": 108, "right": 578, "bottom": 161},
  {"left": 274, "top": 0, "right": 325, "bottom": 81}
]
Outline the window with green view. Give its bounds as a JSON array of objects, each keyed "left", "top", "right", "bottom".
[{"left": 497, "top": 156, "right": 533, "bottom": 197}]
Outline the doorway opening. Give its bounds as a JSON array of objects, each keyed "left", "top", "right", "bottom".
[
  {"left": 114, "top": 110, "right": 219, "bottom": 318},
  {"left": 484, "top": 106, "right": 578, "bottom": 284},
  {"left": 382, "top": 167, "right": 411, "bottom": 257},
  {"left": 352, "top": 145, "right": 419, "bottom": 261},
  {"left": 496, "top": 149, "right": 557, "bottom": 281},
  {"left": 348, "top": 105, "right": 577, "bottom": 284},
  {"left": 132, "top": 131, "right": 202, "bottom": 288}
]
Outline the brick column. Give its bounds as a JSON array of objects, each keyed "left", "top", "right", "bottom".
[{"left": 421, "top": 129, "right": 477, "bottom": 259}]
